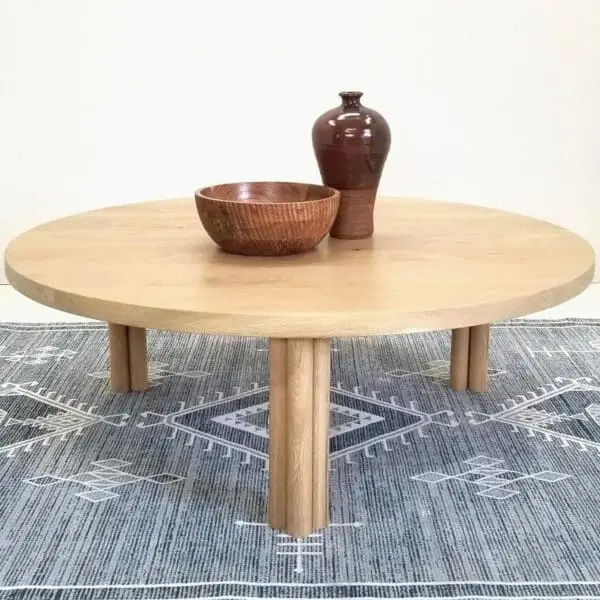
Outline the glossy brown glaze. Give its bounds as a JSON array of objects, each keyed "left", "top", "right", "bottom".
[
  {"left": 312, "top": 91, "right": 391, "bottom": 239},
  {"left": 194, "top": 182, "right": 340, "bottom": 256}
]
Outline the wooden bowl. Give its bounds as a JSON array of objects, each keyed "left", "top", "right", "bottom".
[{"left": 194, "top": 181, "right": 341, "bottom": 256}]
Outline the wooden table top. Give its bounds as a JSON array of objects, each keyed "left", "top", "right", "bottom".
[{"left": 4, "top": 197, "right": 595, "bottom": 337}]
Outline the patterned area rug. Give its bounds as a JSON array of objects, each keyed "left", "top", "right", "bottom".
[{"left": 1, "top": 320, "right": 600, "bottom": 599}]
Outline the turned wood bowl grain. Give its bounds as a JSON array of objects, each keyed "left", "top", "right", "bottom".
[{"left": 194, "top": 181, "right": 341, "bottom": 256}]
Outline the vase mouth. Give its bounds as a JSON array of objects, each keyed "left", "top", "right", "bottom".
[{"left": 339, "top": 91, "right": 363, "bottom": 107}]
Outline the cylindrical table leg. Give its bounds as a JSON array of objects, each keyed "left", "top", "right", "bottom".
[
  {"left": 108, "top": 324, "right": 130, "bottom": 393},
  {"left": 268, "top": 337, "right": 331, "bottom": 537},
  {"left": 286, "top": 339, "right": 314, "bottom": 538},
  {"left": 128, "top": 327, "right": 148, "bottom": 392},
  {"left": 450, "top": 328, "right": 470, "bottom": 391},
  {"left": 268, "top": 339, "right": 288, "bottom": 530},
  {"left": 312, "top": 338, "right": 330, "bottom": 530},
  {"left": 469, "top": 324, "right": 490, "bottom": 393}
]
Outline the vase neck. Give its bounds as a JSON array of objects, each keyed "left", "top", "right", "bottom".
[{"left": 339, "top": 91, "right": 363, "bottom": 109}]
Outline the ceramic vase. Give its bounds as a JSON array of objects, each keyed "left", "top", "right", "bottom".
[{"left": 311, "top": 91, "right": 391, "bottom": 239}]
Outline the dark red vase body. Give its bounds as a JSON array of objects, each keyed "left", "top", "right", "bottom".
[{"left": 312, "top": 91, "right": 391, "bottom": 239}]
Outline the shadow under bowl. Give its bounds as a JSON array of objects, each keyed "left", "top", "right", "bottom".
[{"left": 194, "top": 181, "right": 340, "bottom": 256}]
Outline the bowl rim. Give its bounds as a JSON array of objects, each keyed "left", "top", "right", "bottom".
[{"left": 194, "top": 181, "right": 340, "bottom": 206}]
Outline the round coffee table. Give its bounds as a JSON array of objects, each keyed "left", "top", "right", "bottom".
[{"left": 4, "top": 197, "right": 595, "bottom": 537}]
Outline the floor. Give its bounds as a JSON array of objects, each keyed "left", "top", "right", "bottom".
[{"left": 1, "top": 283, "right": 599, "bottom": 322}]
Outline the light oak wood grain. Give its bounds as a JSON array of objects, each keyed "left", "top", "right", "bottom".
[
  {"left": 4, "top": 197, "right": 595, "bottom": 337},
  {"left": 127, "top": 326, "right": 148, "bottom": 392},
  {"left": 285, "top": 338, "right": 314, "bottom": 537},
  {"left": 468, "top": 324, "right": 490, "bottom": 393},
  {"left": 450, "top": 327, "right": 470, "bottom": 391},
  {"left": 108, "top": 324, "right": 130, "bottom": 393},
  {"left": 268, "top": 338, "right": 288, "bottom": 530},
  {"left": 268, "top": 337, "right": 331, "bottom": 536},
  {"left": 312, "top": 338, "right": 330, "bottom": 529}
]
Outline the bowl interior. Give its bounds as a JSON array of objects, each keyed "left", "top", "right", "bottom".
[{"left": 197, "top": 181, "right": 336, "bottom": 205}]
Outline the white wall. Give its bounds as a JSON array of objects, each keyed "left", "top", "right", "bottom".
[{"left": 1, "top": 0, "right": 599, "bottom": 283}]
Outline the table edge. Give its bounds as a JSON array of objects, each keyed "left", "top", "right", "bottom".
[{"left": 4, "top": 256, "right": 595, "bottom": 338}]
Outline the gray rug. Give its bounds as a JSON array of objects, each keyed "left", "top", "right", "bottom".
[{"left": 0, "top": 320, "right": 600, "bottom": 599}]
